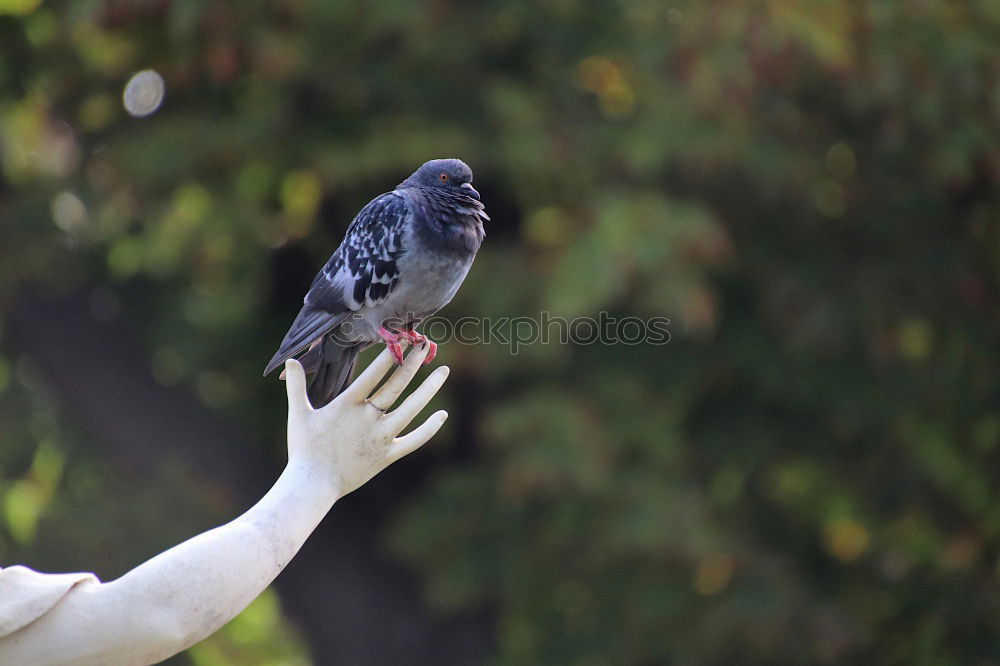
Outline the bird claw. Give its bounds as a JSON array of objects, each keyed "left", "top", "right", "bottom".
[
  {"left": 401, "top": 330, "right": 436, "bottom": 365},
  {"left": 378, "top": 327, "right": 405, "bottom": 365},
  {"left": 402, "top": 329, "right": 426, "bottom": 345},
  {"left": 380, "top": 327, "right": 437, "bottom": 365},
  {"left": 423, "top": 340, "right": 437, "bottom": 365}
]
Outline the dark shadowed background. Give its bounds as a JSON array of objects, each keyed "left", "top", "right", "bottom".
[{"left": 1, "top": 1, "right": 998, "bottom": 664}]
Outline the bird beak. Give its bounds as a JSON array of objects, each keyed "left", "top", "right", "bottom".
[{"left": 460, "top": 182, "right": 480, "bottom": 200}]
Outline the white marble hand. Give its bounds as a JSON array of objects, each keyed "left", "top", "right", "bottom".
[
  {"left": 285, "top": 341, "right": 449, "bottom": 498},
  {"left": 0, "top": 344, "right": 449, "bottom": 665}
]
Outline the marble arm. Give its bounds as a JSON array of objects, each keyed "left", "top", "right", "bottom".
[{"left": 0, "top": 343, "right": 448, "bottom": 666}]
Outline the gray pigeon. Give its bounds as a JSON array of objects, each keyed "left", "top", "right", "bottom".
[{"left": 264, "top": 158, "right": 488, "bottom": 407}]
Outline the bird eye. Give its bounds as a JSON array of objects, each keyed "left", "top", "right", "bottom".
[{"left": 439, "top": 173, "right": 449, "bottom": 182}]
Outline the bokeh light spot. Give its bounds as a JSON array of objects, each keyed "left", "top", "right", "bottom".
[
  {"left": 196, "top": 370, "right": 239, "bottom": 408},
  {"left": 524, "top": 206, "right": 570, "bottom": 247},
  {"left": 51, "top": 190, "right": 86, "bottom": 232},
  {"left": 577, "top": 55, "right": 635, "bottom": 117},
  {"left": 823, "top": 517, "right": 870, "bottom": 563},
  {"left": 941, "top": 534, "right": 979, "bottom": 570},
  {"left": 813, "top": 179, "right": 846, "bottom": 217},
  {"left": 280, "top": 169, "right": 322, "bottom": 237},
  {"left": 24, "top": 9, "right": 56, "bottom": 44},
  {"left": 897, "top": 319, "right": 933, "bottom": 360},
  {"left": 694, "top": 554, "right": 735, "bottom": 595},
  {"left": 0, "top": 0, "right": 43, "bottom": 17},
  {"left": 107, "top": 236, "right": 143, "bottom": 278},
  {"left": 123, "top": 69, "right": 165, "bottom": 117}
]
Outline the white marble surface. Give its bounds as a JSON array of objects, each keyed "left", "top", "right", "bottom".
[{"left": 0, "top": 345, "right": 447, "bottom": 665}]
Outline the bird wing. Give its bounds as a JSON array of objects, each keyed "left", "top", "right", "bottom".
[
  {"left": 263, "top": 191, "right": 409, "bottom": 376},
  {"left": 310, "top": 190, "right": 408, "bottom": 312}
]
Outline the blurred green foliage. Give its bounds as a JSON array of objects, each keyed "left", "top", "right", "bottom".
[{"left": 1, "top": 0, "right": 998, "bottom": 664}]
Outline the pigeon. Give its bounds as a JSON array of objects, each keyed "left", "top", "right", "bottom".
[{"left": 264, "top": 158, "right": 488, "bottom": 407}]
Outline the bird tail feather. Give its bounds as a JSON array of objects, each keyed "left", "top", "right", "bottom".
[
  {"left": 307, "top": 337, "right": 363, "bottom": 408},
  {"left": 263, "top": 307, "right": 347, "bottom": 377}
]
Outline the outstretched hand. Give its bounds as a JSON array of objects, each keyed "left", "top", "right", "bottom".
[
  {"left": 283, "top": 342, "right": 449, "bottom": 498},
  {"left": 0, "top": 341, "right": 449, "bottom": 665}
]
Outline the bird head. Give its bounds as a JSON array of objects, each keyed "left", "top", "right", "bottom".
[{"left": 400, "top": 158, "right": 480, "bottom": 200}]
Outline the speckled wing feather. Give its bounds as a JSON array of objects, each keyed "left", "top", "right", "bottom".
[
  {"left": 320, "top": 191, "right": 407, "bottom": 311},
  {"left": 263, "top": 192, "right": 408, "bottom": 376}
]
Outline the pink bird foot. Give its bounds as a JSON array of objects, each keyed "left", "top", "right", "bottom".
[
  {"left": 401, "top": 329, "right": 437, "bottom": 365},
  {"left": 378, "top": 327, "right": 405, "bottom": 365}
]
